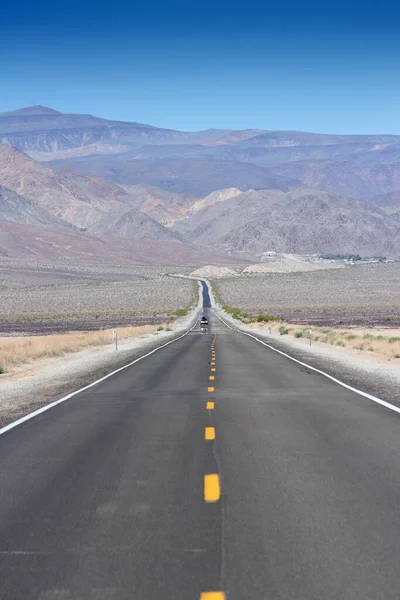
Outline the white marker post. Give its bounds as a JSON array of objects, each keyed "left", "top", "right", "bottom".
[
  {"left": 308, "top": 329, "right": 312, "bottom": 346},
  {"left": 113, "top": 330, "right": 118, "bottom": 351}
]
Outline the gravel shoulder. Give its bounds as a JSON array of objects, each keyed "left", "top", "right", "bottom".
[
  {"left": 0, "top": 296, "right": 201, "bottom": 428},
  {"left": 216, "top": 308, "right": 400, "bottom": 408}
]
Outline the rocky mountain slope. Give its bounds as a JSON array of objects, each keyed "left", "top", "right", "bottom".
[
  {"left": 0, "top": 145, "right": 185, "bottom": 239},
  {"left": 0, "top": 219, "right": 249, "bottom": 265},
  {"left": 1, "top": 118, "right": 400, "bottom": 259},
  {"left": 173, "top": 188, "right": 400, "bottom": 256},
  {"left": 0, "top": 185, "right": 72, "bottom": 229},
  {"left": 53, "top": 156, "right": 298, "bottom": 196},
  {"left": 2, "top": 106, "right": 400, "bottom": 203},
  {"left": 118, "top": 184, "right": 194, "bottom": 225}
]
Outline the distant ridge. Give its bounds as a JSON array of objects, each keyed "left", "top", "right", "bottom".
[{"left": 0, "top": 106, "right": 63, "bottom": 117}]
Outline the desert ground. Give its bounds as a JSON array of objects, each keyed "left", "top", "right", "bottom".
[
  {"left": 0, "top": 258, "right": 195, "bottom": 335},
  {"left": 214, "top": 262, "right": 400, "bottom": 327}
]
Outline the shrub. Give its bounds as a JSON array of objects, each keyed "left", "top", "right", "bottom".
[
  {"left": 0, "top": 364, "right": 4, "bottom": 375},
  {"left": 345, "top": 334, "right": 358, "bottom": 341},
  {"left": 279, "top": 326, "right": 290, "bottom": 335},
  {"left": 224, "top": 306, "right": 242, "bottom": 319},
  {"left": 174, "top": 308, "right": 189, "bottom": 317},
  {"left": 389, "top": 337, "right": 400, "bottom": 343},
  {"left": 368, "top": 347, "right": 375, "bottom": 352},
  {"left": 256, "top": 314, "right": 276, "bottom": 322},
  {"left": 394, "top": 354, "right": 400, "bottom": 359},
  {"left": 356, "top": 344, "right": 365, "bottom": 351},
  {"left": 294, "top": 331, "right": 304, "bottom": 338},
  {"left": 157, "top": 326, "right": 164, "bottom": 331}
]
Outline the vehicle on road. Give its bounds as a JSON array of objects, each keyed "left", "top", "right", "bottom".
[{"left": 200, "top": 315, "right": 209, "bottom": 332}]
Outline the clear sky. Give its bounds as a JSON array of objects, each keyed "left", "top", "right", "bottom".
[{"left": 1, "top": 0, "right": 400, "bottom": 133}]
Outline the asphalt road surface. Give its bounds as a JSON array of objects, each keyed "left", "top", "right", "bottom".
[{"left": 1, "top": 283, "right": 400, "bottom": 599}]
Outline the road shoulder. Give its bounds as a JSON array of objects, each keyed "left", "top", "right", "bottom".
[{"left": 216, "top": 309, "right": 400, "bottom": 409}]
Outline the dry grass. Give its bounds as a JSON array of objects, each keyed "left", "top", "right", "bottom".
[
  {"left": 251, "top": 321, "right": 400, "bottom": 364},
  {"left": 0, "top": 324, "right": 166, "bottom": 373}
]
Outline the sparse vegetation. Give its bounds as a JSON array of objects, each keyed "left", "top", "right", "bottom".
[
  {"left": 256, "top": 314, "right": 277, "bottom": 322},
  {"left": 214, "top": 263, "right": 400, "bottom": 327},
  {"left": 173, "top": 307, "right": 190, "bottom": 317},
  {"left": 0, "top": 324, "right": 163, "bottom": 373},
  {"left": 248, "top": 322, "right": 400, "bottom": 363},
  {"left": 318, "top": 253, "right": 362, "bottom": 261},
  {"left": 0, "top": 259, "right": 196, "bottom": 334}
]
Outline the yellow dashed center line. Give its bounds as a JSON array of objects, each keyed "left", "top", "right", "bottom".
[
  {"left": 203, "top": 339, "right": 223, "bottom": 595},
  {"left": 205, "top": 426, "right": 215, "bottom": 440},
  {"left": 204, "top": 474, "right": 221, "bottom": 502}
]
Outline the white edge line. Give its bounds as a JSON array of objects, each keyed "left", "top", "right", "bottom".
[
  {"left": 0, "top": 321, "right": 198, "bottom": 437},
  {"left": 213, "top": 307, "right": 400, "bottom": 416}
]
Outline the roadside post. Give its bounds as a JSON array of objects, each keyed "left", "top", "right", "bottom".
[
  {"left": 308, "top": 329, "right": 312, "bottom": 346},
  {"left": 113, "top": 330, "right": 118, "bottom": 351}
]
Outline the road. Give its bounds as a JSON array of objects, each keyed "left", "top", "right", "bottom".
[{"left": 1, "top": 282, "right": 400, "bottom": 599}]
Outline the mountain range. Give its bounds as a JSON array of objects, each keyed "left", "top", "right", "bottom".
[{"left": 0, "top": 106, "right": 399, "bottom": 261}]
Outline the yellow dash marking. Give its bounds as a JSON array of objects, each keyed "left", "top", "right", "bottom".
[
  {"left": 207, "top": 386, "right": 215, "bottom": 392},
  {"left": 207, "top": 401, "right": 214, "bottom": 410},
  {"left": 205, "top": 427, "right": 215, "bottom": 440},
  {"left": 200, "top": 594, "right": 226, "bottom": 600},
  {"left": 211, "top": 368, "right": 216, "bottom": 372},
  {"left": 211, "top": 362, "right": 216, "bottom": 366},
  {"left": 209, "top": 375, "right": 215, "bottom": 381},
  {"left": 204, "top": 474, "right": 221, "bottom": 502}
]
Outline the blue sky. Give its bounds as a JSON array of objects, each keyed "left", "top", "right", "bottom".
[{"left": 1, "top": 0, "right": 400, "bottom": 133}]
